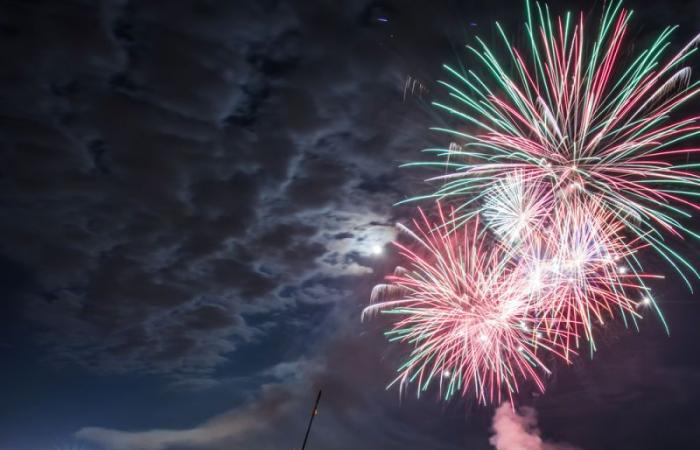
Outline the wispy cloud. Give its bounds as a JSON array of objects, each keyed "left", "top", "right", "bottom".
[{"left": 77, "top": 384, "right": 296, "bottom": 450}]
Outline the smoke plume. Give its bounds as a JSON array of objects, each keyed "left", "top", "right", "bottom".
[{"left": 490, "top": 403, "right": 579, "bottom": 450}]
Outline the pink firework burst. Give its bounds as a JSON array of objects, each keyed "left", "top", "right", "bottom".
[
  {"left": 364, "top": 204, "right": 572, "bottom": 405},
  {"left": 514, "top": 196, "right": 666, "bottom": 359}
]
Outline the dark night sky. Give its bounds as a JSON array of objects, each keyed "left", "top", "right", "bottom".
[{"left": 1, "top": 0, "right": 700, "bottom": 449}]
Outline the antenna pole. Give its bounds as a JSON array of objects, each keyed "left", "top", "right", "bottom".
[{"left": 300, "top": 390, "right": 322, "bottom": 450}]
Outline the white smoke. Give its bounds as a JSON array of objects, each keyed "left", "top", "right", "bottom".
[{"left": 489, "top": 403, "right": 580, "bottom": 450}]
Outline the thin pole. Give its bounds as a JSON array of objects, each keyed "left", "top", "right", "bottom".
[{"left": 300, "top": 390, "right": 322, "bottom": 450}]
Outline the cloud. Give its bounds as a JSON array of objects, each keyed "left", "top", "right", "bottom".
[
  {"left": 76, "top": 319, "right": 477, "bottom": 450},
  {"left": 0, "top": 0, "right": 419, "bottom": 385},
  {"left": 490, "top": 403, "right": 579, "bottom": 450},
  {"left": 77, "top": 384, "right": 296, "bottom": 450}
]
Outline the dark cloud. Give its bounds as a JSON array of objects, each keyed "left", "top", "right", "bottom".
[
  {"left": 0, "top": 0, "right": 417, "bottom": 385},
  {"left": 285, "top": 153, "right": 350, "bottom": 208},
  {"left": 76, "top": 314, "right": 493, "bottom": 450},
  {"left": 183, "top": 304, "right": 237, "bottom": 330}
]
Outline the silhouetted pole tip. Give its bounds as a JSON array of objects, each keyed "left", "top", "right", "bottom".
[{"left": 300, "top": 390, "right": 322, "bottom": 450}]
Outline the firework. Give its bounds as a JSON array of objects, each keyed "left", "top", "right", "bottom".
[
  {"left": 406, "top": 0, "right": 700, "bottom": 286},
  {"left": 364, "top": 205, "right": 572, "bottom": 404},
  {"left": 515, "top": 196, "right": 665, "bottom": 358},
  {"left": 366, "top": 0, "right": 698, "bottom": 405},
  {"left": 482, "top": 171, "right": 553, "bottom": 244}
]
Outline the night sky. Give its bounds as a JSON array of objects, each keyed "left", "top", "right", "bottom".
[{"left": 2, "top": 1, "right": 700, "bottom": 449}]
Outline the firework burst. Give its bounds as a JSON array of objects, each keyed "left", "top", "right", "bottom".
[
  {"left": 406, "top": 0, "right": 700, "bottom": 286},
  {"left": 364, "top": 205, "right": 572, "bottom": 404},
  {"left": 516, "top": 196, "right": 665, "bottom": 358},
  {"left": 482, "top": 171, "right": 553, "bottom": 244},
  {"left": 366, "top": 0, "right": 698, "bottom": 405}
]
